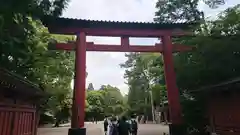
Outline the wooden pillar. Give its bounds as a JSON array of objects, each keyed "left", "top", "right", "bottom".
[
  {"left": 72, "top": 32, "right": 86, "bottom": 128},
  {"left": 162, "top": 35, "right": 184, "bottom": 134}
]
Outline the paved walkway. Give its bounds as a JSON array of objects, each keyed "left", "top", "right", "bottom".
[{"left": 38, "top": 123, "right": 169, "bottom": 135}]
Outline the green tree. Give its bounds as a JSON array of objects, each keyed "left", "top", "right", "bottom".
[
  {"left": 120, "top": 52, "right": 166, "bottom": 120},
  {"left": 0, "top": 0, "right": 73, "bottom": 126},
  {"left": 101, "top": 85, "right": 125, "bottom": 115},
  {"left": 151, "top": 84, "right": 167, "bottom": 106},
  {"left": 34, "top": 25, "right": 74, "bottom": 126},
  {"left": 85, "top": 85, "right": 126, "bottom": 120},
  {"left": 86, "top": 90, "right": 105, "bottom": 121},
  {"left": 154, "top": 0, "right": 225, "bottom": 23},
  {"left": 0, "top": 0, "right": 70, "bottom": 75},
  {"left": 174, "top": 4, "right": 240, "bottom": 91},
  {"left": 0, "top": 19, "right": 75, "bottom": 126}
]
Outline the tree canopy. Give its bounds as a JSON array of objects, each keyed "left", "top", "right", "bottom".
[
  {"left": 85, "top": 85, "right": 126, "bottom": 120},
  {"left": 154, "top": 0, "right": 225, "bottom": 23},
  {"left": 175, "top": 4, "right": 240, "bottom": 91},
  {"left": 120, "top": 52, "right": 166, "bottom": 116}
]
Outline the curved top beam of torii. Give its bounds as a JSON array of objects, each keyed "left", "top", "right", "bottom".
[{"left": 41, "top": 16, "right": 196, "bottom": 37}]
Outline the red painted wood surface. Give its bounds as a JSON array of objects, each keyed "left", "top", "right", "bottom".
[
  {"left": 0, "top": 103, "right": 37, "bottom": 135},
  {"left": 162, "top": 35, "right": 182, "bottom": 124},
  {"left": 48, "top": 28, "right": 192, "bottom": 37},
  {"left": 209, "top": 92, "right": 240, "bottom": 135},
  {"left": 50, "top": 42, "right": 192, "bottom": 52},
  {"left": 71, "top": 32, "right": 87, "bottom": 128}
]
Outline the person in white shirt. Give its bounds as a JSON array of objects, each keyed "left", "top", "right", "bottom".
[{"left": 107, "top": 116, "right": 119, "bottom": 135}]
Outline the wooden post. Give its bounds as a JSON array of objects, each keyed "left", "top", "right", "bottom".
[
  {"left": 162, "top": 35, "right": 184, "bottom": 135},
  {"left": 69, "top": 32, "right": 87, "bottom": 135}
]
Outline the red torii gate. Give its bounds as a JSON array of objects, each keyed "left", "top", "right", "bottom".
[{"left": 42, "top": 16, "right": 194, "bottom": 135}]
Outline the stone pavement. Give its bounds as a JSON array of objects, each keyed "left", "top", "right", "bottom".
[{"left": 37, "top": 122, "right": 169, "bottom": 135}]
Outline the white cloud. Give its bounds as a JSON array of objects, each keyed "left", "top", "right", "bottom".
[{"left": 64, "top": 0, "right": 240, "bottom": 95}]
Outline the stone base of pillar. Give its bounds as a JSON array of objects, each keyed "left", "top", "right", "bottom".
[
  {"left": 68, "top": 128, "right": 86, "bottom": 135},
  {"left": 169, "top": 124, "right": 186, "bottom": 135}
]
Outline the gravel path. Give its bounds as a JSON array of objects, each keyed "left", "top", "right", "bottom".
[{"left": 37, "top": 123, "right": 169, "bottom": 135}]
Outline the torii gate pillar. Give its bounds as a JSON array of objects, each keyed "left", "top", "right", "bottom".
[
  {"left": 69, "top": 32, "right": 87, "bottom": 135},
  {"left": 162, "top": 35, "right": 185, "bottom": 135}
]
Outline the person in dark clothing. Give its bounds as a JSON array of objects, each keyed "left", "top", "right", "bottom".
[
  {"left": 129, "top": 115, "right": 138, "bottom": 135},
  {"left": 104, "top": 116, "right": 109, "bottom": 135},
  {"left": 118, "top": 116, "right": 130, "bottom": 135}
]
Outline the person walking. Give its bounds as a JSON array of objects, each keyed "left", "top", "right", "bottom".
[
  {"left": 129, "top": 115, "right": 138, "bottom": 135},
  {"left": 107, "top": 116, "right": 119, "bottom": 135},
  {"left": 104, "top": 116, "right": 109, "bottom": 135},
  {"left": 118, "top": 116, "right": 130, "bottom": 135}
]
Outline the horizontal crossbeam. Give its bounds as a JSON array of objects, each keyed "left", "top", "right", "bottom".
[
  {"left": 48, "top": 42, "right": 193, "bottom": 52},
  {"left": 83, "top": 28, "right": 192, "bottom": 37},
  {"left": 48, "top": 28, "right": 192, "bottom": 37}
]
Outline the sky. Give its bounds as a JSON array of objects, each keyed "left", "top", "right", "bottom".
[{"left": 63, "top": 0, "right": 240, "bottom": 95}]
